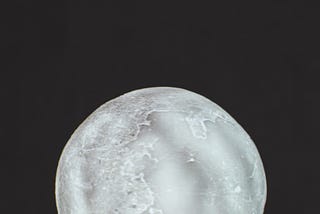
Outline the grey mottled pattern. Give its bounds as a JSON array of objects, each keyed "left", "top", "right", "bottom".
[{"left": 55, "top": 87, "right": 267, "bottom": 214}]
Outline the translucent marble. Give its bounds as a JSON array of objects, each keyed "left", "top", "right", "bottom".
[{"left": 55, "top": 87, "right": 267, "bottom": 214}]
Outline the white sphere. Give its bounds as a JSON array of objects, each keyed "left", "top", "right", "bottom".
[{"left": 55, "top": 87, "right": 267, "bottom": 214}]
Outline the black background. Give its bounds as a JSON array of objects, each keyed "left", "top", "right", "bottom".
[{"left": 3, "top": 0, "right": 320, "bottom": 213}]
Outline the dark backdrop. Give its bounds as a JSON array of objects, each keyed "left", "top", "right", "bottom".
[{"left": 4, "top": 0, "right": 319, "bottom": 213}]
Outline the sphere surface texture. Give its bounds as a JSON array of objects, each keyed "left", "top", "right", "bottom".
[{"left": 56, "top": 87, "right": 267, "bottom": 214}]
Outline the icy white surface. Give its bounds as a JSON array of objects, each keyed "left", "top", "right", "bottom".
[{"left": 55, "top": 87, "right": 267, "bottom": 214}]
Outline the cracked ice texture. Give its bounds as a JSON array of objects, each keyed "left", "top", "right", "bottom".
[{"left": 55, "top": 87, "right": 267, "bottom": 214}]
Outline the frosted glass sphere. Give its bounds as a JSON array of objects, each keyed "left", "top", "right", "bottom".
[{"left": 55, "top": 87, "right": 267, "bottom": 214}]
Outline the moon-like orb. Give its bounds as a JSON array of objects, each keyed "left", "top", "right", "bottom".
[{"left": 55, "top": 87, "right": 267, "bottom": 214}]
